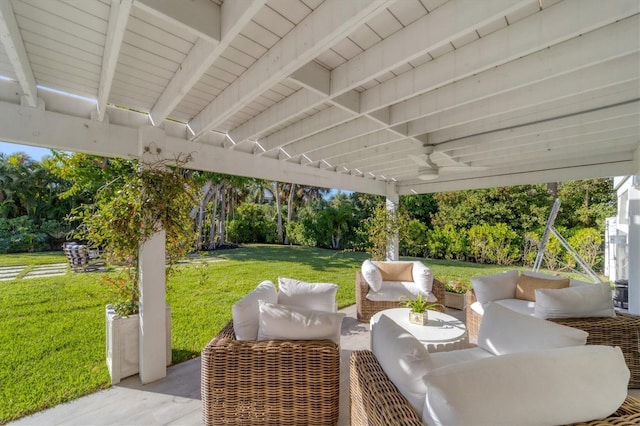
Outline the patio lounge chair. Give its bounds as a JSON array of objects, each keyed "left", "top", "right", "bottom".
[
  {"left": 63, "top": 242, "right": 103, "bottom": 272},
  {"left": 201, "top": 321, "right": 340, "bottom": 425}
]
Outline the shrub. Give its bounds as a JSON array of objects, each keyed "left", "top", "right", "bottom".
[
  {"left": 468, "top": 223, "right": 520, "bottom": 265},
  {"left": 227, "top": 203, "right": 276, "bottom": 243},
  {"left": 400, "top": 219, "right": 428, "bottom": 257},
  {"left": 0, "top": 216, "right": 48, "bottom": 253},
  {"left": 566, "top": 227, "right": 603, "bottom": 272}
]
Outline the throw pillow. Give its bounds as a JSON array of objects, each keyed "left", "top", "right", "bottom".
[
  {"left": 256, "top": 301, "right": 345, "bottom": 344},
  {"left": 277, "top": 277, "right": 338, "bottom": 312},
  {"left": 361, "top": 259, "right": 383, "bottom": 292},
  {"left": 375, "top": 262, "right": 413, "bottom": 282},
  {"left": 422, "top": 345, "right": 629, "bottom": 426},
  {"left": 470, "top": 270, "right": 519, "bottom": 305},
  {"left": 477, "top": 303, "right": 587, "bottom": 355},
  {"left": 514, "top": 274, "right": 569, "bottom": 302},
  {"left": 231, "top": 280, "right": 278, "bottom": 340},
  {"left": 371, "top": 315, "right": 432, "bottom": 416},
  {"left": 534, "top": 282, "right": 616, "bottom": 319}
]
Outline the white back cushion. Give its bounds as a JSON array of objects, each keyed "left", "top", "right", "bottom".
[
  {"left": 231, "top": 280, "right": 278, "bottom": 340},
  {"left": 422, "top": 345, "right": 629, "bottom": 426},
  {"left": 366, "top": 281, "right": 436, "bottom": 303},
  {"left": 277, "top": 277, "right": 338, "bottom": 312},
  {"left": 534, "top": 282, "right": 616, "bottom": 319},
  {"left": 361, "top": 259, "right": 383, "bottom": 292},
  {"left": 471, "top": 270, "right": 518, "bottom": 305},
  {"left": 256, "top": 301, "right": 345, "bottom": 344},
  {"left": 478, "top": 303, "right": 588, "bottom": 355},
  {"left": 371, "top": 314, "right": 432, "bottom": 416},
  {"left": 411, "top": 261, "right": 433, "bottom": 293}
]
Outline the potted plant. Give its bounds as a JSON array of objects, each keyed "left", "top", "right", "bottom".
[
  {"left": 71, "top": 153, "right": 197, "bottom": 383},
  {"left": 442, "top": 278, "right": 470, "bottom": 310},
  {"left": 399, "top": 293, "right": 444, "bottom": 325}
]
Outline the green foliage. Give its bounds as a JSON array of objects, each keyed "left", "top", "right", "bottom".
[
  {"left": 0, "top": 216, "right": 48, "bottom": 253},
  {"left": 400, "top": 219, "right": 428, "bottom": 257},
  {"left": 468, "top": 223, "right": 520, "bottom": 265},
  {"left": 400, "top": 193, "right": 438, "bottom": 228},
  {"left": 71, "top": 155, "right": 198, "bottom": 314},
  {"left": 284, "top": 220, "right": 317, "bottom": 246},
  {"left": 359, "top": 202, "right": 412, "bottom": 260},
  {"left": 399, "top": 293, "right": 443, "bottom": 313},
  {"left": 556, "top": 179, "right": 616, "bottom": 229},
  {"left": 227, "top": 203, "right": 276, "bottom": 243},
  {"left": 426, "top": 224, "right": 468, "bottom": 260},
  {"left": 566, "top": 228, "right": 603, "bottom": 271}
]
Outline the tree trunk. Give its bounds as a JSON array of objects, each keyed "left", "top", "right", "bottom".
[
  {"left": 208, "top": 183, "right": 222, "bottom": 250},
  {"left": 284, "top": 183, "right": 295, "bottom": 244},
  {"left": 219, "top": 183, "right": 226, "bottom": 246}
]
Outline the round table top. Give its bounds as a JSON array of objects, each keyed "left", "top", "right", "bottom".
[{"left": 370, "top": 308, "right": 467, "bottom": 346}]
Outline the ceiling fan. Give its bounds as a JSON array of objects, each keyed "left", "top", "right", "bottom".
[{"left": 408, "top": 144, "right": 488, "bottom": 181}]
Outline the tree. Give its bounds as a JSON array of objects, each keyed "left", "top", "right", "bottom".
[
  {"left": 360, "top": 202, "right": 411, "bottom": 260},
  {"left": 556, "top": 178, "right": 616, "bottom": 230}
]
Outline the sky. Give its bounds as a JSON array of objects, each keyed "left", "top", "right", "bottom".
[{"left": 0, "top": 141, "right": 53, "bottom": 160}]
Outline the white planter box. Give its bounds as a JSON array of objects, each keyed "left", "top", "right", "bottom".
[
  {"left": 106, "top": 304, "right": 172, "bottom": 384},
  {"left": 444, "top": 291, "right": 466, "bottom": 310}
]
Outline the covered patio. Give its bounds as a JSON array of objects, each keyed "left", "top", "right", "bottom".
[{"left": 0, "top": 0, "right": 639, "bottom": 422}]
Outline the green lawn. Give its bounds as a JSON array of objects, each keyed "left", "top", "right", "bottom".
[{"left": 0, "top": 244, "right": 518, "bottom": 422}]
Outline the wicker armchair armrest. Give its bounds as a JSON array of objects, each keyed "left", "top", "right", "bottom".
[
  {"left": 201, "top": 321, "right": 340, "bottom": 426},
  {"left": 350, "top": 350, "right": 423, "bottom": 426}
]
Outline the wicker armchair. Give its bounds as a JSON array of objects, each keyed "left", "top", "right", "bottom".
[
  {"left": 356, "top": 271, "right": 445, "bottom": 322},
  {"left": 465, "top": 289, "right": 640, "bottom": 388},
  {"left": 350, "top": 350, "right": 640, "bottom": 426},
  {"left": 201, "top": 321, "right": 340, "bottom": 426}
]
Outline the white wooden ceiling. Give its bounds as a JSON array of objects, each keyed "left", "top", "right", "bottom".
[{"left": 0, "top": 0, "right": 638, "bottom": 196}]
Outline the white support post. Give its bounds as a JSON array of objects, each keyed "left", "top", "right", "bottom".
[
  {"left": 138, "top": 126, "right": 167, "bottom": 384},
  {"left": 386, "top": 182, "right": 399, "bottom": 261},
  {"left": 629, "top": 198, "right": 640, "bottom": 315}
]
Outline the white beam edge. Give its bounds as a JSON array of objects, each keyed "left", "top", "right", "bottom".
[
  {"left": 0, "top": 0, "right": 37, "bottom": 107},
  {"left": 188, "top": 0, "right": 394, "bottom": 139},
  {"left": 133, "top": 0, "right": 221, "bottom": 43},
  {"left": 97, "top": 0, "right": 133, "bottom": 122}
]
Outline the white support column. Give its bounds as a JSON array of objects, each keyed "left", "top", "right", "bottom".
[
  {"left": 385, "top": 182, "right": 399, "bottom": 261},
  {"left": 628, "top": 197, "right": 640, "bottom": 315},
  {"left": 138, "top": 126, "right": 167, "bottom": 384}
]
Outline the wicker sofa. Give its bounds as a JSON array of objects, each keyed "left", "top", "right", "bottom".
[
  {"left": 356, "top": 261, "right": 445, "bottom": 322},
  {"left": 465, "top": 289, "right": 640, "bottom": 388},
  {"left": 201, "top": 321, "right": 340, "bottom": 426},
  {"left": 350, "top": 350, "right": 640, "bottom": 426}
]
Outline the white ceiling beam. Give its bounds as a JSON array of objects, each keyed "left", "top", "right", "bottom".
[
  {"left": 398, "top": 153, "right": 635, "bottom": 195},
  {"left": 282, "top": 116, "right": 383, "bottom": 159},
  {"left": 452, "top": 117, "right": 640, "bottom": 161},
  {"left": 435, "top": 102, "right": 640, "bottom": 154},
  {"left": 331, "top": 0, "right": 531, "bottom": 96},
  {"left": 149, "top": 0, "right": 266, "bottom": 126},
  {"left": 361, "top": 0, "right": 640, "bottom": 115},
  {"left": 228, "top": 88, "right": 325, "bottom": 146},
  {"left": 410, "top": 58, "right": 639, "bottom": 137},
  {"left": 390, "top": 15, "right": 640, "bottom": 127},
  {"left": 97, "top": 0, "right": 133, "bottom": 122},
  {"left": 188, "top": 0, "right": 395, "bottom": 140},
  {"left": 425, "top": 80, "right": 640, "bottom": 145},
  {"left": 312, "top": 130, "right": 404, "bottom": 162},
  {"left": 259, "top": 106, "right": 355, "bottom": 153},
  {"left": 0, "top": 0, "right": 37, "bottom": 107},
  {"left": 134, "top": 0, "right": 221, "bottom": 43},
  {"left": 0, "top": 100, "right": 386, "bottom": 195}
]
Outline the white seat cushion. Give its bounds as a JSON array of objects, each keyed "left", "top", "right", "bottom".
[
  {"left": 478, "top": 302, "right": 588, "bottom": 355},
  {"left": 277, "top": 277, "right": 338, "bottom": 312},
  {"left": 256, "top": 301, "right": 345, "bottom": 344},
  {"left": 422, "top": 345, "right": 630, "bottom": 426},
  {"left": 534, "top": 282, "right": 616, "bottom": 319},
  {"left": 366, "top": 281, "right": 436, "bottom": 302},
  {"left": 494, "top": 298, "right": 535, "bottom": 316},
  {"left": 361, "top": 259, "right": 383, "bottom": 292},
  {"left": 231, "top": 280, "right": 278, "bottom": 340}
]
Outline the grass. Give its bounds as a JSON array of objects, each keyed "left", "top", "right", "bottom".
[{"left": 0, "top": 244, "right": 555, "bottom": 422}]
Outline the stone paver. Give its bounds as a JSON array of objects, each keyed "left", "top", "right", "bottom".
[
  {"left": 0, "top": 266, "right": 25, "bottom": 281},
  {"left": 23, "top": 263, "right": 68, "bottom": 279}
]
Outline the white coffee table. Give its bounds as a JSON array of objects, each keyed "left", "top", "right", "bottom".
[{"left": 370, "top": 308, "right": 468, "bottom": 353}]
